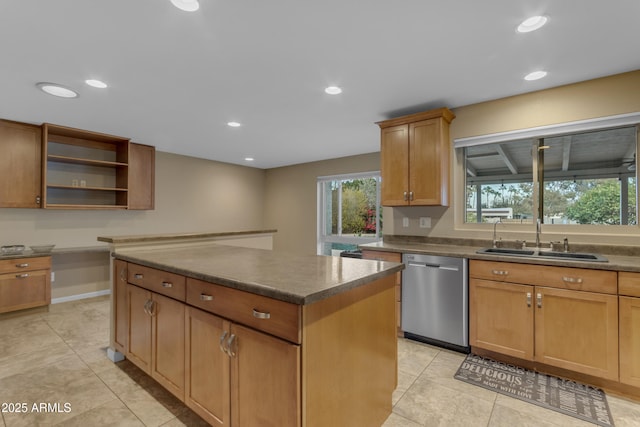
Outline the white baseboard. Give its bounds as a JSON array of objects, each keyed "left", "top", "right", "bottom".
[{"left": 51, "top": 289, "right": 111, "bottom": 304}]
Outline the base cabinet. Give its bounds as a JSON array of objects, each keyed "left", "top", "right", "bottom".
[
  {"left": 361, "top": 250, "right": 403, "bottom": 336},
  {"left": 127, "top": 284, "right": 185, "bottom": 400},
  {"left": 469, "top": 260, "right": 619, "bottom": 381},
  {"left": 0, "top": 257, "right": 51, "bottom": 313},
  {"left": 620, "top": 296, "right": 640, "bottom": 387}
]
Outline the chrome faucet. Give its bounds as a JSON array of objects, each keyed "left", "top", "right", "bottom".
[
  {"left": 492, "top": 219, "right": 503, "bottom": 248},
  {"left": 535, "top": 218, "right": 542, "bottom": 248}
]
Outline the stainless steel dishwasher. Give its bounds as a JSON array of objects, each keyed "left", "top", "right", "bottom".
[{"left": 401, "top": 253, "right": 469, "bottom": 353}]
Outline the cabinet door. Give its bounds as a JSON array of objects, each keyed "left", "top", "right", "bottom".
[
  {"left": 230, "top": 323, "right": 300, "bottom": 427},
  {"left": 185, "top": 307, "right": 231, "bottom": 427},
  {"left": 151, "top": 293, "right": 185, "bottom": 400},
  {"left": 128, "top": 142, "right": 155, "bottom": 210},
  {"left": 113, "top": 260, "right": 128, "bottom": 353},
  {"left": 619, "top": 296, "right": 640, "bottom": 387},
  {"left": 0, "top": 120, "right": 42, "bottom": 208},
  {"left": 409, "top": 118, "right": 448, "bottom": 206},
  {"left": 469, "top": 278, "right": 534, "bottom": 360},
  {"left": 535, "top": 287, "right": 618, "bottom": 380},
  {"left": 127, "top": 284, "right": 152, "bottom": 373},
  {"left": 0, "top": 269, "right": 50, "bottom": 313},
  {"left": 380, "top": 124, "right": 409, "bottom": 206}
]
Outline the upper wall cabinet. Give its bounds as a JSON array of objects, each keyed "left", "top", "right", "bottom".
[
  {"left": 0, "top": 120, "right": 42, "bottom": 208},
  {"left": 377, "top": 108, "right": 455, "bottom": 206},
  {"left": 128, "top": 143, "right": 155, "bottom": 210}
]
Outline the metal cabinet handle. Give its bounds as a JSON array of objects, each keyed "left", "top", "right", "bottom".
[
  {"left": 219, "top": 331, "right": 229, "bottom": 355},
  {"left": 16, "top": 263, "right": 29, "bottom": 268},
  {"left": 161, "top": 281, "right": 173, "bottom": 288},
  {"left": 227, "top": 334, "right": 237, "bottom": 357},
  {"left": 15, "top": 273, "right": 29, "bottom": 278},
  {"left": 143, "top": 300, "right": 152, "bottom": 315},
  {"left": 252, "top": 309, "right": 271, "bottom": 319},
  {"left": 119, "top": 268, "right": 126, "bottom": 281},
  {"left": 409, "top": 191, "right": 414, "bottom": 201},
  {"left": 200, "top": 294, "right": 214, "bottom": 301},
  {"left": 134, "top": 273, "right": 143, "bottom": 279},
  {"left": 149, "top": 300, "right": 156, "bottom": 317},
  {"left": 491, "top": 270, "right": 509, "bottom": 276},
  {"left": 526, "top": 292, "right": 532, "bottom": 307},
  {"left": 536, "top": 293, "right": 542, "bottom": 308},
  {"left": 403, "top": 191, "right": 408, "bottom": 201},
  {"left": 562, "top": 276, "right": 583, "bottom": 284}
]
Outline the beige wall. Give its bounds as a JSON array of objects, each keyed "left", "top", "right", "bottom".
[
  {"left": 0, "top": 151, "right": 266, "bottom": 299},
  {"left": 387, "top": 70, "right": 640, "bottom": 245},
  {"left": 264, "top": 152, "right": 380, "bottom": 254}
]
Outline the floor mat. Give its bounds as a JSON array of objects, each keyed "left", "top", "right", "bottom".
[{"left": 454, "top": 353, "right": 614, "bottom": 426}]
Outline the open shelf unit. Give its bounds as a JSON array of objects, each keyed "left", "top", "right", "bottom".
[{"left": 43, "top": 123, "right": 130, "bottom": 209}]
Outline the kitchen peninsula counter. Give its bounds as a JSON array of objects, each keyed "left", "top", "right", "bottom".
[{"left": 110, "top": 244, "right": 403, "bottom": 426}]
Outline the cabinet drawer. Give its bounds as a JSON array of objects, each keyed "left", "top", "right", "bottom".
[
  {"left": 469, "top": 260, "right": 617, "bottom": 294},
  {"left": 361, "top": 250, "right": 401, "bottom": 263},
  {"left": 619, "top": 272, "right": 640, "bottom": 297},
  {"left": 0, "top": 257, "right": 51, "bottom": 274},
  {"left": 127, "top": 263, "right": 186, "bottom": 301},
  {"left": 187, "top": 278, "right": 301, "bottom": 344},
  {"left": 0, "top": 269, "right": 50, "bottom": 313}
]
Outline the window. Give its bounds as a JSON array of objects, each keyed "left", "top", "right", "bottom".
[
  {"left": 458, "top": 114, "right": 639, "bottom": 226},
  {"left": 317, "top": 172, "right": 382, "bottom": 256}
]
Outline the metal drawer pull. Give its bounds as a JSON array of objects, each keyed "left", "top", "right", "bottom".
[
  {"left": 16, "top": 273, "right": 29, "bottom": 278},
  {"left": 403, "top": 191, "right": 408, "bottom": 201},
  {"left": 200, "top": 294, "right": 214, "bottom": 301},
  {"left": 134, "top": 273, "right": 144, "bottom": 279},
  {"left": 16, "top": 263, "right": 29, "bottom": 268},
  {"left": 161, "top": 281, "right": 173, "bottom": 288},
  {"left": 219, "top": 331, "right": 229, "bottom": 355},
  {"left": 526, "top": 292, "right": 532, "bottom": 307},
  {"left": 491, "top": 270, "right": 508, "bottom": 276},
  {"left": 562, "top": 276, "right": 583, "bottom": 284},
  {"left": 409, "top": 191, "right": 414, "bottom": 201},
  {"left": 227, "top": 334, "right": 237, "bottom": 357},
  {"left": 252, "top": 309, "right": 271, "bottom": 319},
  {"left": 536, "top": 293, "right": 542, "bottom": 308}
]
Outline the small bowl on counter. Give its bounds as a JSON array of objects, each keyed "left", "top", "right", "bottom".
[
  {"left": 1, "top": 245, "right": 25, "bottom": 255},
  {"left": 29, "top": 244, "right": 56, "bottom": 254}
]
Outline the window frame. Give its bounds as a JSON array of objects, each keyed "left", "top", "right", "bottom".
[{"left": 316, "top": 171, "right": 382, "bottom": 255}]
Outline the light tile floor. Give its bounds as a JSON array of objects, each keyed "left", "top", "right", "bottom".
[{"left": 0, "top": 296, "right": 638, "bottom": 426}]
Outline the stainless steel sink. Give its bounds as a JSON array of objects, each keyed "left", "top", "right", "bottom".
[{"left": 476, "top": 247, "right": 608, "bottom": 262}]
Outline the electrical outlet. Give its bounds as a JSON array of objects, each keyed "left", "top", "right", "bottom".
[
  {"left": 419, "top": 217, "right": 431, "bottom": 228},
  {"left": 402, "top": 217, "right": 409, "bottom": 227},
  {"left": 51, "top": 272, "right": 55, "bottom": 282}
]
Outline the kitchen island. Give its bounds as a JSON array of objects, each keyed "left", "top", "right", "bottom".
[{"left": 109, "top": 244, "right": 404, "bottom": 427}]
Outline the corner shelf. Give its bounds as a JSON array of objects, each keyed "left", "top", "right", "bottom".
[{"left": 43, "top": 123, "right": 130, "bottom": 209}]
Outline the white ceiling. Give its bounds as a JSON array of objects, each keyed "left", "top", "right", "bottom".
[{"left": 2, "top": 1, "right": 639, "bottom": 169}]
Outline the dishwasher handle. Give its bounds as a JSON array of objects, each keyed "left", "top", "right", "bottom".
[{"left": 406, "top": 262, "right": 459, "bottom": 272}]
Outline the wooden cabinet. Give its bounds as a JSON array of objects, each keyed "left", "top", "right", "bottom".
[
  {"left": 127, "top": 283, "right": 185, "bottom": 400},
  {"left": 113, "top": 259, "right": 128, "bottom": 353},
  {"left": 377, "top": 107, "right": 455, "bottom": 206},
  {"left": 43, "top": 123, "right": 130, "bottom": 209},
  {"left": 0, "top": 119, "right": 42, "bottom": 208},
  {"left": 0, "top": 256, "right": 51, "bottom": 313},
  {"left": 619, "top": 272, "right": 640, "bottom": 387},
  {"left": 469, "top": 260, "right": 619, "bottom": 381},
  {"left": 128, "top": 143, "right": 155, "bottom": 210},
  {"left": 362, "top": 249, "right": 403, "bottom": 336}
]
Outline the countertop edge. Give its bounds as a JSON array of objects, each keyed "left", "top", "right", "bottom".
[
  {"left": 98, "top": 229, "right": 277, "bottom": 244},
  {"left": 113, "top": 251, "right": 404, "bottom": 305},
  {"left": 360, "top": 242, "right": 640, "bottom": 273}
]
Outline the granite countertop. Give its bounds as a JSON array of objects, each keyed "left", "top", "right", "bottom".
[
  {"left": 360, "top": 240, "right": 640, "bottom": 273},
  {"left": 0, "top": 252, "right": 52, "bottom": 260},
  {"left": 113, "top": 245, "right": 404, "bottom": 305},
  {"left": 98, "top": 229, "right": 277, "bottom": 244}
]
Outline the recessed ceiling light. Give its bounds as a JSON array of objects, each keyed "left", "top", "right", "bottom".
[
  {"left": 244, "top": 157, "right": 255, "bottom": 162},
  {"left": 85, "top": 79, "right": 108, "bottom": 89},
  {"left": 36, "top": 82, "right": 78, "bottom": 98},
  {"left": 524, "top": 70, "right": 547, "bottom": 81},
  {"left": 170, "top": 0, "right": 199, "bottom": 12},
  {"left": 227, "top": 121, "right": 241, "bottom": 127},
  {"left": 325, "top": 86, "right": 342, "bottom": 95},
  {"left": 517, "top": 15, "right": 548, "bottom": 33}
]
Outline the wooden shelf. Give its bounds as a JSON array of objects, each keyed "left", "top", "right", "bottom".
[
  {"left": 47, "top": 184, "right": 128, "bottom": 192},
  {"left": 44, "top": 204, "right": 128, "bottom": 210},
  {"left": 47, "top": 154, "right": 128, "bottom": 168}
]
